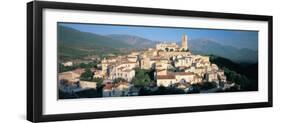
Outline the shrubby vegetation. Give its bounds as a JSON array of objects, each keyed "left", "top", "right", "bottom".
[
  {"left": 75, "top": 89, "right": 99, "bottom": 98},
  {"left": 199, "top": 82, "right": 218, "bottom": 90},
  {"left": 79, "top": 61, "right": 99, "bottom": 68},
  {"left": 58, "top": 61, "right": 99, "bottom": 73},
  {"left": 209, "top": 55, "right": 258, "bottom": 91},
  {"left": 186, "top": 84, "right": 200, "bottom": 94},
  {"left": 138, "top": 82, "right": 219, "bottom": 96},
  {"left": 139, "top": 86, "right": 185, "bottom": 96},
  {"left": 181, "top": 49, "right": 189, "bottom": 52},
  {"left": 131, "top": 68, "right": 153, "bottom": 87},
  {"left": 167, "top": 67, "right": 185, "bottom": 72},
  {"left": 59, "top": 89, "right": 101, "bottom": 99},
  {"left": 58, "top": 63, "right": 76, "bottom": 73},
  {"left": 58, "top": 90, "right": 77, "bottom": 99},
  {"left": 113, "top": 78, "right": 126, "bottom": 83},
  {"left": 80, "top": 68, "right": 93, "bottom": 81}
]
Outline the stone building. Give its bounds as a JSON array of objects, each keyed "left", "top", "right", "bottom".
[
  {"left": 156, "top": 74, "right": 177, "bottom": 87},
  {"left": 174, "top": 72, "right": 195, "bottom": 83},
  {"left": 156, "top": 42, "right": 179, "bottom": 51},
  {"left": 181, "top": 34, "right": 188, "bottom": 50},
  {"left": 79, "top": 81, "right": 97, "bottom": 89}
]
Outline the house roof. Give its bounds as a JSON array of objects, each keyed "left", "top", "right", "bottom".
[
  {"left": 59, "top": 71, "right": 80, "bottom": 82},
  {"left": 157, "top": 75, "right": 175, "bottom": 79},
  {"left": 174, "top": 72, "right": 194, "bottom": 76},
  {"left": 103, "top": 83, "right": 113, "bottom": 90},
  {"left": 157, "top": 69, "right": 167, "bottom": 72}
]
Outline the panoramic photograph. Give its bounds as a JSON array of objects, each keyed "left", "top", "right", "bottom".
[{"left": 57, "top": 22, "right": 258, "bottom": 99}]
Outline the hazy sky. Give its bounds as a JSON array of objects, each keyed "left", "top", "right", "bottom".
[{"left": 59, "top": 23, "right": 258, "bottom": 51}]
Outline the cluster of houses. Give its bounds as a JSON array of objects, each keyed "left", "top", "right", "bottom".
[
  {"left": 137, "top": 34, "right": 227, "bottom": 90},
  {"left": 58, "top": 68, "right": 139, "bottom": 97},
  {"left": 58, "top": 34, "right": 229, "bottom": 98}
]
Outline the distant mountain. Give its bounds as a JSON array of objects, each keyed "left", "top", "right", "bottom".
[
  {"left": 107, "top": 34, "right": 156, "bottom": 49},
  {"left": 58, "top": 25, "right": 132, "bottom": 49},
  {"left": 58, "top": 25, "right": 133, "bottom": 59},
  {"left": 58, "top": 25, "right": 258, "bottom": 63},
  {"left": 188, "top": 39, "right": 258, "bottom": 63},
  {"left": 58, "top": 25, "right": 157, "bottom": 60}
]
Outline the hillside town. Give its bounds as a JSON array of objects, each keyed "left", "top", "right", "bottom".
[{"left": 58, "top": 34, "right": 234, "bottom": 98}]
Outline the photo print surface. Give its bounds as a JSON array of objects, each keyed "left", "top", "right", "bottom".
[{"left": 57, "top": 22, "right": 258, "bottom": 99}]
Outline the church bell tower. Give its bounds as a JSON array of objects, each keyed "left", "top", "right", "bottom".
[{"left": 182, "top": 34, "right": 188, "bottom": 50}]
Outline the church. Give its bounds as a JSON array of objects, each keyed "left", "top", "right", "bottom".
[{"left": 156, "top": 34, "right": 188, "bottom": 51}]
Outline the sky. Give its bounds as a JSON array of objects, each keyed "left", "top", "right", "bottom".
[{"left": 59, "top": 23, "right": 258, "bottom": 51}]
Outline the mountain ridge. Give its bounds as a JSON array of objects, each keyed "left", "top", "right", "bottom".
[
  {"left": 187, "top": 39, "right": 258, "bottom": 63},
  {"left": 107, "top": 34, "right": 156, "bottom": 49},
  {"left": 58, "top": 25, "right": 258, "bottom": 63}
]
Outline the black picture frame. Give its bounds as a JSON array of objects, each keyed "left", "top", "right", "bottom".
[{"left": 27, "top": 1, "right": 273, "bottom": 122}]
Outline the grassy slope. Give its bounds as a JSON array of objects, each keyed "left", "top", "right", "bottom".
[{"left": 58, "top": 25, "right": 132, "bottom": 59}]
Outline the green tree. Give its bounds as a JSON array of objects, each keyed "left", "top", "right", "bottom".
[
  {"left": 165, "top": 48, "right": 169, "bottom": 52},
  {"left": 223, "top": 67, "right": 253, "bottom": 91},
  {"left": 91, "top": 77, "right": 104, "bottom": 97},
  {"left": 88, "top": 61, "right": 98, "bottom": 68},
  {"left": 132, "top": 69, "right": 151, "bottom": 87},
  {"left": 199, "top": 82, "right": 217, "bottom": 90},
  {"left": 167, "top": 68, "right": 176, "bottom": 72},
  {"left": 80, "top": 68, "right": 92, "bottom": 81},
  {"left": 58, "top": 63, "right": 76, "bottom": 73},
  {"left": 78, "top": 62, "right": 99, "bottom": 69},
  {"left": 79, "top": 63, "right": 87, "bottom": 68},
  {"left": 181, "top": 49, "right": 189, "bottom": 52},
  {"left": 113, "top": 77, "right": 126, "bottom": 83},
  {"left": 175, "top": 67, "right": 185, "bottom": 72},
  {"left": 187, "top": 84, "right": 200, "bottom": 94},
  {"left": 181, "top": 49, "right": 185, "bottom": 52},
  {"left": 92, "top": 77, "right": 104, "bottom": 88}
]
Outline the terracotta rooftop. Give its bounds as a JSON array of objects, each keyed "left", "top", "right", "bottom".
[
  {"left": 174, "top": 72, "right": 194, "bottom": 76},
  {"left": 59, "top": 71, "right": 80, "bottom": 82},
  {"left": 157, "top": 75, "right": 175, "bottom": 79},
  {"left": 103, "top": 83, "right": 113, "bottom": 90}
]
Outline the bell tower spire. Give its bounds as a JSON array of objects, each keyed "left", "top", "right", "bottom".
[{"left": 181, "top": 34, "right": 188, "bottom": 50}]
